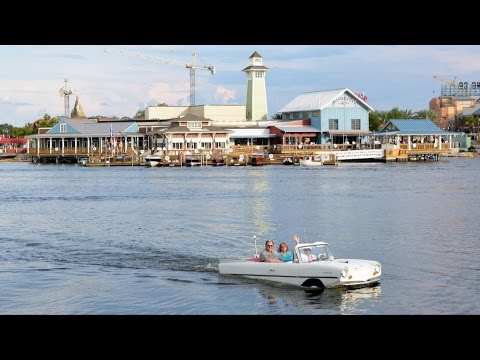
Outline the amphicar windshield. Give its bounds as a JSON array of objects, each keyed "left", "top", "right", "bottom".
[{"left": 297, "top": 243, "right": 335, "bottom": 263}]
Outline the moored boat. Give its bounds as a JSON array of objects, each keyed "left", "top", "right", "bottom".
[
  {"left": 300, "top": 153, "right": 338, "bottom": 166},
  {"left": 212, "top": 158, "right": 226, "bottom": 166},
  {"left": 299, "top": 155, "right": 323, "bottom": 166},
  {"left": 145, "top": 154, "right": 162, "bottom": 167}
]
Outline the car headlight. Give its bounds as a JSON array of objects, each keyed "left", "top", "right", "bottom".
[{"left": 341, "top": 267, "right": 349, "bottom": 278}]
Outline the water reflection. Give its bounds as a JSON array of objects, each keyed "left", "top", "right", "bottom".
[
  {"left": 219, "top": 274, "right": 382, "bottom": 314},
  {"left": 338, "top": 285, "right": 382, "bottom": 314}
]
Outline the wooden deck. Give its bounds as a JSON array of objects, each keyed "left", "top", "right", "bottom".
[{"left": 28, "top": 143, "right": 454, "bottom": 166}]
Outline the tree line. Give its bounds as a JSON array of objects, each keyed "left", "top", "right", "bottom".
[
  {"left": 368, "top": 108, "right": 438, "bottom": 131},
  {"left": 0, "top": 103, "right": 169, "bottom": 137},
  {"left": 0, "top": 114, "right": 59, "bottom": 137}
]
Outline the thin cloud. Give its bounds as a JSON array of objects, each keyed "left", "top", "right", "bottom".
[{"left": 213, "top": 86, "right": 237, "bottom": 104}]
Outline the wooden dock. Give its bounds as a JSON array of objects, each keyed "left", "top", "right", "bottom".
[{"left": 28, "top": 142, "right": 453, "bottom": 166}]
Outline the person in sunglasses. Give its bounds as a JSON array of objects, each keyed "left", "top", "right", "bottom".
[{"left": 259, "top": 240, "right": 282, "bottom": 263}]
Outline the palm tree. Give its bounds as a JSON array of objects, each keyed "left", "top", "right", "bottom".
[
  {"left": 388, "top": 107, "right": 407, "bottom": 120},
  {"left": 413, "top": 110, "right": 438, "bottom": 124}
]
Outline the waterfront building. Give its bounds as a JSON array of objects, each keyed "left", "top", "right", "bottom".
[
  {"left": 374, "top": 119, "right": 457, "bottom": 160},
  {"left": 268, "top": 119, "right": 320, "bottom": 146},
  {"left": 26, "top": 117, "right": 144, "bottom": 163},
  {"left": 227, "top": 126, "right": 274, "bottom": 146},
  {"left": 145, "top": 105, "right": 248, "bottom": 127},
  {"left": 429, "top": 96, "right": 479, "bottom": 131},
  {"left": 0, "top": 135, "right": 27, "bottom": 158},
  {"left": 278, "top": 88, "right": 373, "bottom": 145},
  {"left": 144, "top": 114, "right": 231, "bottom": 156}
]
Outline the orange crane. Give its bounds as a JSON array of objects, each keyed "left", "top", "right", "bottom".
[{"left": 105, "top": 47, "right": 215, "bottom": 106}]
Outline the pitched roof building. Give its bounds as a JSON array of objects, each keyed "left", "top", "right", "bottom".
[{"left": 278, "top": 88, "right": 374, "bottom": 144}]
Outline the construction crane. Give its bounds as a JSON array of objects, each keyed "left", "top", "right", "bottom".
[
  {"left": 433, "top": 75, "right": 457, "bottom": 96},
  {"left": 105, "top": 47, "right": 215, "bottom": 106},
  {"left": 59, "top": 78, "right": 73, "bottom": 118}
]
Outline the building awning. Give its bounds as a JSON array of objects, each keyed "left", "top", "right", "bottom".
[
  {"left": 276, "top": 126, "right": 320, "bottom": 133},
  {"left": 230, "top": 134, "right": 276, "bottom": 139}
]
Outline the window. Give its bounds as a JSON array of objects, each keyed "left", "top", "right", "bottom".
[
  {"left": 188, "top": 122, "right": 202, "bottom": 129},
  {"left": 329, "top": 119, "right": 338, "bottom": 130},
  {"left": 201, "top": 142, "right": 212, "bottom": 149},
  {"left": 60, "top": 123, "right": 67, "bottom": 133},
  {"left": 255, "top": 71, "right": 263, "bottom": 78},
  {"left": 351, "top": 119, "right": 360, "bottom": 130},
  {"left": 312, "top": 111, "right": 320, "bottom": 117},
  {"left": 302, "top": 112, "right": 309, "bottom": 119},
  {"left": 172, "top": 143, "right": 183, "bottom": 150},
  {"left": 215, "top": 142, "right": 225, "bottom": 148}
]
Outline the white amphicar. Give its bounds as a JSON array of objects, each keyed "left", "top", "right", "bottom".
[{"left": 219, "top": 240, "right": 381, "bottom": 289}]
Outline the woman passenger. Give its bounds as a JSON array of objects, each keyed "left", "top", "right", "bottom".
[{"left": 278, "top": 242, "right": 293, "bottom": 262}]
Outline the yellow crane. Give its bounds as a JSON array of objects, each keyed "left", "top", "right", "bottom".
[
  {"left": 105, "top": 47, "right": 215, "bottom": 106},
  {"left": 433, "top": 75, "right": 457, "bottom": 96},
  {"left": 433, "top": 75, "right": 457, "bottom": 87}
]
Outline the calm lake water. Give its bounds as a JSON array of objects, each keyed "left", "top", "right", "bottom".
[{"left": 0, "top": 158, "right": 479, "bottom": 314}]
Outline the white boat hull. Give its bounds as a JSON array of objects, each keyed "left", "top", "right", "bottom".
[
  {"left": 147, "top": 160, "right": 160, "bottom": 167},
  {"left": 300, "top": 153, "right": 338, "bottom": 166},
  {"left": 145, "top": 155, "right": 162, "bottom": 167},
  {"left": 299, "top": 157, "right": 324, "bottom": 166},
  {"left": 218, "top": 257, "right": 381, "bottom": 289}
]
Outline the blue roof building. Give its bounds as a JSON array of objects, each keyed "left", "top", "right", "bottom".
[
  {"left": 278, "top": 88, "right": 373, "bottom": 145},
  {"left": 374, "top": 119, "right": 460, "bottom": 156},
  {"left": 375, "top": 119, "right": 453, "bottom": 136}
]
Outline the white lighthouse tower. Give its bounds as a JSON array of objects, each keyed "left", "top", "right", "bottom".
[{"left": 242, "top": 51, "right": 269, "bottom": 121}]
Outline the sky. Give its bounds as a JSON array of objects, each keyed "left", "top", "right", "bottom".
[{"left": 1, "top": 45, "right": 480, "bottom": 127}]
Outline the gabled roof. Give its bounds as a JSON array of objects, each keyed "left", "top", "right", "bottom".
[
  {"left": 376, "top": 119, "right": 451, "bottom": 135},
  {"left": 249, "top": 51, "right": 262, "bottom": 58},
  {"left": 243, "top": 51, "right": 268, "bottom": 71},
  {"left": 47, "top": 118, "right": 138, "bottom": 135},
  {"left": 80, "top": 121, "right": 138, "bottom": 135},
  {"left": 278, "top": 88, "right": 374, "bottom": 113}
]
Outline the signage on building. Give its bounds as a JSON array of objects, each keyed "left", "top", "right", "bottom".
[
  {"left": 354, "top": 92, "right": 368, "bottom": 102},
  {"left": 440, "top": 81, "right": 480, "bottom": 96},
  {"left": 458, "top": 82, "right": 480, "bottom": 89},
  {"left": 332, "top": 95, "right": 357, "bottom": 108}
]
